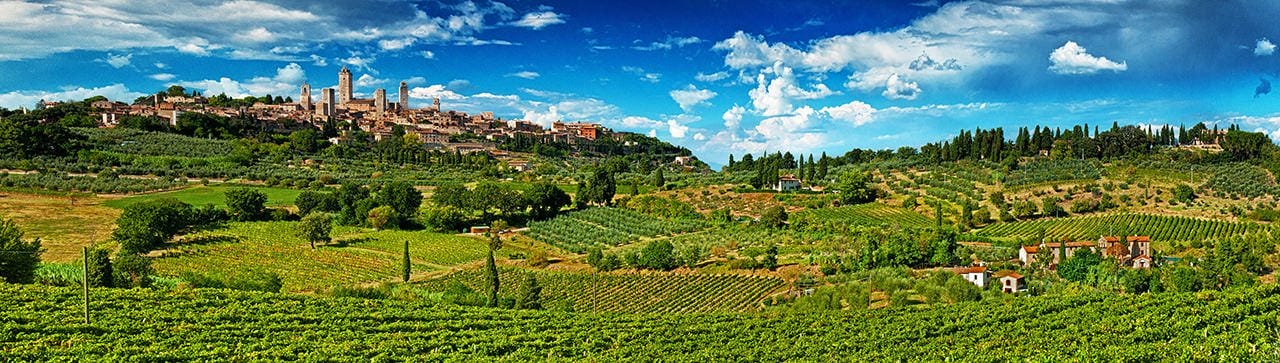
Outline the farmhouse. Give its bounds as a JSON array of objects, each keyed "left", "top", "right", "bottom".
[
  {"left": 952, "top": 266, "right": 989, "bottom": 288},
  {"left": 1019, "top": 235, "right": 1155, "bottom": 269},
  {"left": 1018, "top": 241, "right": 1097, "bottom": 267},
  {"left": 1098, "top": 235, "right": 1153, "bottom": 269},
  {"left": 775, "top": 174, "right": 801, "bottom": 192},
  {"left": 995, "top": 271, "right": 1026, "bottom": 293}
]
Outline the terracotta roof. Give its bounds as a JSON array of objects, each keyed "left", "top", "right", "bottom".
[
  {"left": 1023, "top": 241, "right": 1095, "bottom": 252},
  {"left": 994, "top": 270, "right": 1023, "bottom": 279},
  {"left": 952, "top": 266, "right": 988, "bottom": 275},
  {"left": 1102, "top": 236, "right": 1151, "bottom": 242}
]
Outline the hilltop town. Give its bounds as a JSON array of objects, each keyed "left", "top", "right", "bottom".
[{"left": 72, "top": 66, "right": 632, "bottom": 159}]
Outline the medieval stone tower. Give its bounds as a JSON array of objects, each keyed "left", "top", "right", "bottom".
[
  {"left": 398, "top": 81, "right": 409, "bottom": 111},
  {"left": 374, "top": 88, "right": 387, "bottom": 115},
  {"left": 299, "top": 82, "right": 311, "bottom": 111},
  {"left": 338, "top": 66, "right": 352, "bottom": 105}
]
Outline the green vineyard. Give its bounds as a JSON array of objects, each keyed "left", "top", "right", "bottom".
[
  {"left": 155, "top": 222, "right": 489, "bottom": 292},
  {"left": 791, "top": 203, "right": 933, "bottom": 229},
  {"left": 974, "top": 213, "right": 1269, "bottom": 242},
  {"left": 3, "top": 284, "right": 1278, "bottom": 360},
  {"left": 416, "top": 267, "right": 785, "bottom": 313},
  {"left": 525, "top": 207, "right": 706, "bottom": 253}
]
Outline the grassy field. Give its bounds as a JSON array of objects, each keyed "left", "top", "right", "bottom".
[
  {"left": 0, "top": 192, "right": 120, "bottom": 262},
  {"left": 153, "top": 222, "right": 491, "bottom": 293},
  {"left": 102, "top": 185, "right": 304, "bottom": 209}
]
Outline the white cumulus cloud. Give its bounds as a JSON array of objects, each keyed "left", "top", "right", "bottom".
[
  {"left": 882, "top": 73, "right": 921, "bottom": 100},
  {"left": 0, "top": 84, "right": 145, "bottom": 109},
  {"left": 1256, "top": 38, "right": 1276, "bottom": 56},
  {"left": 669, "top": 85, "right": 717, "bottom": 112},
  {"left": 512, "top": 11, "right": 565, "bottom": 30},
  {"left": 179, "top": 63, "right": 306, "bottom": 98},
  {"left": 667, "top": 119, "right": 690, "bottom": 138},
  {"left": 1048, "top": 41, "right": 1127, "bottom": 75},
  {"left": 722, "top": 105, "right": 746, "bottom": 128},
  {"left": 506, "top": 71, "right": 540, "bottom": 79},
  {"left": 820, "top": 100, "right": 877, "bottom": 126},
  {"left": 102, "top": 53, "right": 132, "bottom": 68}
]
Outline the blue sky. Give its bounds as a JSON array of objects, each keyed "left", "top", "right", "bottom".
[{"left": 2, "top": 0, "right": 1280, "bottom": 164}]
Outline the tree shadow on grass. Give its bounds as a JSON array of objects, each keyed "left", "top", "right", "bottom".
[{"left": 325, "top": 237, "right": 371, "bottom": 249}]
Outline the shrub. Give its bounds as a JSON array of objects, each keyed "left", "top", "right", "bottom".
[
  {"left": 759, "top": 206, "right": 788, "bottom": 228},
  {"left": 0, "top": 219, "right": 42, "bottom": 284},
  {"left": 638, "top": 240, "right": 678, "bottom": 270},
  {"left": 84, "top": 248, "right": 113, "bottom": 288},
  {"left": 367, "top": 206, "right": 396, "bottom": 230},
  {"left": 112, "top": 253, "right": 154, "bottom": 288},
  {"left": 226, "top": 188, "right": 268, "bottom": 221}
]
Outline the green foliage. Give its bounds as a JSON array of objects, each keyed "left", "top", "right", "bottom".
[
  {"left": 377, "top": 181, "right": 422, "bottom": 227},
  {"left": 367, "top": 206, "right": 395, "bottom": 230},
  {"left": 1172, "top": 184, "right": 1196, "bottom": 204},
  {"left": 156, "top": 222, "right": 486, "bottom": 293},
  {"left": 524, "top": 182, "right": 571, "bottom": 219},
  {"left": 834, "top": 171, "right": 877, "bottom": 205},
  {"left": 1220, "top": 129, "right": 1271, "bottom": 161},
  {"left": 623, "top": 195, "right": 698, "bottom": 219},
  {"left": 652, "top": 168, "right": 666, "bottom": 187},
  {"left": 1058, "top": 249, "right": 1101, "bottom": 282},
  {"left": 790, "top": 203, "right": 933, "bottom": 229},
  {"left": 762, "top": 245, "right": 778, "bottom": 271},
  {"left": 112, "top": 253, "right": 153, "bottom": 288},
  {"left": 225, "top": 188, "right": 268, "bottom": 222},
  {"left": 111, "top": 198, "right": 196, "bottom": 253},
  {"left": 7, "top": 283, "right": 1280, "bottom": 359},
  {"left": 1040, "top": 196, "right": 1065, "bottom": 217},
  {"left": 1203, "top": 163, "right": 1277, "bottom": 199},
  {"left": 296, "top": 212, "right": 332, "bottom": 249},
  {"left": 294, "top": 190, "right": 337, "bottom": 216},
  {"left": 974, "top": 213, "right": 1266, "bottom": 244},
  {"left": 579, "top": 168, "right": 616, "bottom": 206},
  {"left": 759, "top": 206, "right": 788, "bottom": 228},
  {"left": 526, "top": 208, "right": 705, "bottom": 253},
  {"left": 515, "top": 273, "right": 543, "bottom": 310},
  {"left": 1005, "top": 159, "right": 1101, "bottom": 187},
  {"left": 418, "top": 266, "right": 785, "bottom": 313},
  {"left": 0, "top": 219, "right": 42, "bottom": 284},
  {"left": 180, "top": 269, "right": 283, "bottom": 293},
  {"left": 419, "top": 205, "right": 470, "bottom": 233},
  {"left": 84, "top": 248, "right": 113, "bottom": 288},
  {"left": 0, "top": 113, "right": 82, "bottom": 158},
  {"left": 337, "top": 182, "right": 371, "bottom": 226},
  {"left": 637, "top": 240, "right": 677, "bottom": 270}
]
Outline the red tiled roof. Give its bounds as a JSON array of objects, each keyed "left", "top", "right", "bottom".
[
  {"left": 952, "top": 266, "right": 988, "bottom": 275},
  {"left": 1023, "top": 241, "right": 1095, "bottom": 252},
  {"left": 1102, "top": 235, "right": 1151, "bottom": 242},
  {"left": 994, "top": 270, "right": 1023, "bottom": 279}
]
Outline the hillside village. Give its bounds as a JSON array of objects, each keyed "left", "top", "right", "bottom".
[{"left": 62, "top": 67, "right": 643, "bottom": 163}]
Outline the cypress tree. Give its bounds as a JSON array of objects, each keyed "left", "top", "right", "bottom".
[{"left": 402, "top": 240, "right": 410, "bottom": 283}]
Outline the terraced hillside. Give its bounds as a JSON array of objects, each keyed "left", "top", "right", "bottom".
[
  {"left": 416, "top": 267, "right": 786, "bottom": 313},
  {"left": 524, "top": 207, "right": 706, "bottom": 253},
  {"left": 974, "top": 213, "right": 1269, "bottom": 242}
]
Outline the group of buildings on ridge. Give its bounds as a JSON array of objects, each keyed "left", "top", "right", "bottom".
[
  {"left": 83, "top": 66, "right": 620, "bottom": 158},
  {"left": 953, "top": 234, "right": 1155, "bottom": 294}
]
